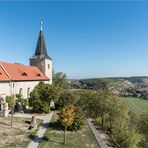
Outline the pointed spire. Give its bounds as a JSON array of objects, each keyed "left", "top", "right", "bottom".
[
  {"left": 40, "top": 17, "right": 43, "bottom": 31},
  {"left": 31, "top": 19, "right": 52, "bottom": 60}
]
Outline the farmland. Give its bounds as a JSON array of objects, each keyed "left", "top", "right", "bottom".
[{"left": 122, "top": 97, "right": 148, "bottom": 114}]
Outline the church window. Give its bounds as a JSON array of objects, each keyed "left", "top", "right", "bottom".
[
  {"left": 27, "top": 88, "right": 30, "bottom": 98},
  {"left": 48, "top": 64, "right": 50, "bottom": 69},
  {"left": 19, "top": 88, "right": 23, "bottom": 96}
]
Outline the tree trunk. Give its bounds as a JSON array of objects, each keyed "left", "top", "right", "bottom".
[
  {"left": 109, "top": 120, "right": 112, "bottom": 134},
  {"left": 101, "top": 115, "right": 104, "bottom": 126},
  {"left": 64, "top": 126, "right": 67, "bottom": 145},
  {"left": 11, "top": 110, "right": 13, "bottom": 127}
]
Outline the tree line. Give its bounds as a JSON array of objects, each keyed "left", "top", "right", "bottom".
[{"left": 9, "top": 72, "right": 147, "bottom": 147}]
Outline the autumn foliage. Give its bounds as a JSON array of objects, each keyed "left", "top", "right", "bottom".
[{"left": 59, "top": 104, "right": 75, "bottom": 144}]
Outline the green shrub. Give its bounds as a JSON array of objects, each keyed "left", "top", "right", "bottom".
[
  {"left": 29, "top": 82, "right": 61, "bottom": 113},
  {"left": 23, "top": 99, "right": 29, "bottom": 107},
  {"left": 16, "top": 94, "right": 23, "bottom": 102},
  {"left": 69, "top": 107, "right": 85, "bottom": 131},
  {"left": 112, "top": 126, "right": 143, "bottom": 148},
  {"left": 138, "top": 114, "right": 148, "bottom": 146},
  {"left": 15, "top": 94, "right": 29, "bottom": 107},
  {"left": 56, "top": 91, "right": 76, "bottom": 109},
  {"left": 6, "top": 96, "right": 16, "bottom": 110}
]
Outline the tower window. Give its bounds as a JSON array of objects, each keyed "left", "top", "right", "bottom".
[{"left": 48, "top": 64, "right": 50, "bottom": 69}]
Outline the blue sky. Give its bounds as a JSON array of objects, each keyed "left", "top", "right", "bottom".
[{"left": 0, "top": 1, "right": 148, "bottom": 78}]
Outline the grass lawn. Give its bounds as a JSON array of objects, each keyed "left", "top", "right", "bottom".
[
  {"left": 39, "top": 112, "right": 99, "bottom": 148},
  {"left": 0, "top": 116, "right": 42, "bottom": 148},
  {"left": 122, "top": 97, "right": 148, "bottom": 114}
]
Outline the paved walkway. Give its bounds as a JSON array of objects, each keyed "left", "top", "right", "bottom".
[
  {"left": 14, "top": 111, "right": 54, "bottom": 148},
  {"left": 87, "top": 118, "right": 113, "bottom": 148}
]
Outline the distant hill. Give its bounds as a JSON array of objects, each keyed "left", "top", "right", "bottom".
[
  {"left": 70, "top": 76, "right": 148, "bottom": 95},
  {"left": 105, "top": 76, "right": 148, "bottom": 84}
]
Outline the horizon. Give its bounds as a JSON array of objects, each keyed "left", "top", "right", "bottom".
[
  {"left": 0, "top": 1, "right": 148, "bottom": 79},
  {"left": 69, "top": 75, "right": 148, "bottom": 80}
]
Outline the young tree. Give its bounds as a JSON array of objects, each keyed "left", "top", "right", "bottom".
[
  {"left": 59, "top": 104, "right": 75, "bottom": 144},
  {"left": 6, "top": 96, "right": 16, "bottom": 126}
]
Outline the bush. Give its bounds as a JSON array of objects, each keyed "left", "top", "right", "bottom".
[
  {"left": 69, "top": 107, "right": 85, "bottom": 131},
  {"left": 16, "top": 94, "right": 23, "bottom": 102},
  {"left": 6, "top": 96, "right": 16, "bottom": 110},
  {"left": 138, "top": 114, "right": 148, "bottom": 146},
  {"left": 112, "top": 126, "right": 142, "bottom": 148},
  {"left": 15, "top": 94, "right": 29, "bottom": 107},
  {"left": 29, "top": 82, "right": 61, "bottom": 113},
  {"left": 29, "top": 82, "right": 50, "bottom": 113},
  {"left": 56, "top": 91, "right": 77, "bottom": 109}
]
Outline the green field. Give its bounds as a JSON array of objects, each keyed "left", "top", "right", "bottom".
[{"left": 122, "top": 97, "right": 148, "bottom": 114}]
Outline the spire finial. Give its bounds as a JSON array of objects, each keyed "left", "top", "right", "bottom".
[{"left": 40, "top": 17, "right": 43, "bottom": 31}]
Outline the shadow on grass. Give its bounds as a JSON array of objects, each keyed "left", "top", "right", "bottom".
[
  {"left": 25, "top": 120, "right": 31, "bottom": 124},
  {"left": 27, "top": 121, "right": 63, "bottom": 144},
  {"left": 48, "top": 121, "right": 63, "bottom": 131},
  {"left": 42, "top": 121, "right": 64, "bottom": 145},
  {"left": 28, "top": 134, "right": 41, "bottom": 143},
  {"left": 43, "top": 137, "right": 63, "bottom": 145},
  {"left": 28, "top": 133, "right": 63, "bottom": 145},
  {"left": 28, "top": 134, "right": 49, "bottom": 143},
  {"left": 0, "top": 121, "right": 11, "bottom": 126}
]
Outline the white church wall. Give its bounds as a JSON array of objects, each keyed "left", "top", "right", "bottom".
[
  {"left": 0, "top": 82, "right": 11, "bottom": 97},
  {"left": 0, "top": 80, "right": 49, "bottom": 99},
  {"left": 13, "top": 80, "right": 49, "bottom": 98}
]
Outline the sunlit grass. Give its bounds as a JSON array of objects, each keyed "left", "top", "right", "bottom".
[
  {"left": 39, "top": 112, "right": 99, "bottom": 148},
  {"left": 122, "top": 97, "right": 148, "bottom": 114}
]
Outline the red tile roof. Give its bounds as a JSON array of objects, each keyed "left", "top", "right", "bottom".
[
  {"left": 0, "top": 65, "right": 11, "bottom": 81},
  {"left": 0, "top": 62, "right": 49, "bottom": 81}
]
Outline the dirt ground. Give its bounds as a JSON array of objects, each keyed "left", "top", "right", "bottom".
[{"left": 0, "top": 116, "right": 41, "bottom": 148}]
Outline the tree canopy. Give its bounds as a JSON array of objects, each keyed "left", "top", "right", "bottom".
[
  {"left": 53, "top": 72, "right": 70, "bottom": 89},
  {"left": 29, "top": 82, "right": 61, "bottom": 113}
]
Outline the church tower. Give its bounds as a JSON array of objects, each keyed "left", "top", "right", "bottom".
[{"left": 30, "top": 19, "right": 52, "bottom": 84}]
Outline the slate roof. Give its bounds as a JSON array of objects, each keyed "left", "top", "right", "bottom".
[
  {"left": 31, "top": 30, "right": 52, "bottom": 60},
  {"left": 0, "top": 62, "right": 49, "bottom": 81}
]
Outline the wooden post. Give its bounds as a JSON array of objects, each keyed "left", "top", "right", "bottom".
[{"left": 11, "top": 110, "right": 13, "bottom": 127}]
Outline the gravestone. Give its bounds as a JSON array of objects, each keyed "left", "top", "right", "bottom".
[
  {"left": 0, "top": 96, "right": 9, "bottom": 117},
  {"left": 28, "top": 116, "right": 37, "bottom": 130}
]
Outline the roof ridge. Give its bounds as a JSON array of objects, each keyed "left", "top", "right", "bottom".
[
  {"left": 0, "top": 62, "right": 49, "bottom": 81},
  {"left": 0, "top": 63, "right": 12, "bottom": 80}
]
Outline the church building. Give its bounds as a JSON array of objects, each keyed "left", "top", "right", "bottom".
[{"left": 0, "top": 20, "right": 52, "bottom": 99}]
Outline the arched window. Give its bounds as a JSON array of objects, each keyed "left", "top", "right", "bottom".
[
  {"left": 27, "top": 88, "right": 30, "bottom": 98},
  {"left": 19, "top": 88, "right": 23, "bottom": 96},
  {"left": 48, "top": 64, "right": 50, "bottom": 69}
]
